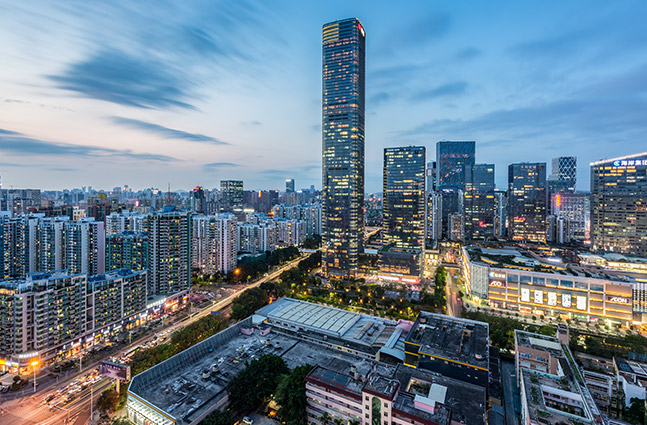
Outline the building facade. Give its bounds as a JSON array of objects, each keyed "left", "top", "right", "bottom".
[
  {"left": 322, "top": 18, "right": 366, "bottom": 278},
  {"left": 507, "top": 163, "right": 547, "bottom": 243},
  {"left": 106, "top": 231, "right": 149, "bottom": 272},
  {"left": 464, "top": 163, "right": 495, "bottom": 240},
  {"left": 192, "top": 214, "right": 237, "bottom": 275},
  {"left": 591, "top": 153, "right": 647, "bottom": 256},
  {"left": 148, "top": 212, "right": 191, "bottom": 295}
]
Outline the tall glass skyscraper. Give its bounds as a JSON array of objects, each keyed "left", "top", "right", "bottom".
[
  {"left": 321, "top": 18, "right": 366, "bottom": 278},
  {"left": 383, "top": 147, "right": 426, "bottom": 249},
  {"left": 591, "top": 153, "right": 647, "bottom": 255},
  {"left": 464, "top": 163, "right": 496, "bottom": 240},
  {"left": 507, "top": 163, "right": 547, "bottom": 242},
  {"left": 436, "top": 141, "right": 476, "bottom": 190}
]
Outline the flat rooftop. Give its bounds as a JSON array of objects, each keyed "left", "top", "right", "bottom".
[
  {"left": 515, "top": 330, "right": 564, "bottom": 357},
  {"left": 615, "top": 357, "right": 647, "bottom": 378},
  {"left": 256, "top": 297, "right": 402, "bottom": 355},
  {"left": 393, "top": 364, "right": 486, "bottom": 425},
  {"left": 406, "top": 311, "right": 489, "bottom": 370},
  {"left": 129, "top": 318, "right": 381, "bottom": 424}
]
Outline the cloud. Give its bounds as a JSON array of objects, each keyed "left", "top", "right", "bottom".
[
  {"left": 203, "top": 162, "right": 241, "bottom": 171},
  {"left": 47, "top": 49, "right": 195, "bottom": 110},
  {"left": 508, "top": 29, "right": 595, "bottom": 60},
  {"left": 240, "top": 120, "right": 262, "bottom": 127},
  {"left": 0, "top": 128, "right": 20, "bottom": 135},
  {"left": 0, "top": 129, "right": 175, "bottom": 162},
  {"left": 411, "top": 81, "right": 468, "bottom": 102},
  {"left": 111, "top": 117, "right": 229, "bottom": 145}
]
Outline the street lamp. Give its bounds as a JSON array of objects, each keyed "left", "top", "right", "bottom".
[{"left": 30, "top": 360, "right": 39, "bottom": 393}]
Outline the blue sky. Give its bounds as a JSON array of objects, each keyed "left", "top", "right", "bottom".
[{"left": 0, "top": 1, "right": 645, "bottom": 192}]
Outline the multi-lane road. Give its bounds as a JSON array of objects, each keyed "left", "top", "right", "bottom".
[{"left": 0, "top": 255, "right": 306, "bottom": 425}]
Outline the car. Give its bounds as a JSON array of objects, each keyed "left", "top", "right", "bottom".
[{"left": 242, "top": 417, "right": 254, "bottom": 425}]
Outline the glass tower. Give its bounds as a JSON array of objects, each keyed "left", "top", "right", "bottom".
[
  {"left": 591, "top": 153, "right": 647, "bottom": 255},
  {"left": 322, "top": 18, "right": 366, "bottom": 278},
  {"left": 436, "top": 141, "right": 476, "bottom": 190},
  {"left": 464, "top": 163, "right": 496, "bottom": 240},
  {"left": 383, "top": 147, "right": 426, "bottom": 249},
  {"left": 507, "top": 163, "right": 547, "bottom": 242}
]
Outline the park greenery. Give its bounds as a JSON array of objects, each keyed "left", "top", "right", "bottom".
[
  {"left": 200, "top": 409, "right": 232, "bottom": 425},
  {"left": 231, "top": 287, "right": 269, "bottom": 320},
  {"left": 302, "top": 234, "right": 322, "bottom": 249},
  {"left": 129, "top": 314, "right": 225, "bottom": 375},
  {"left": 226, "top": 354, "right": 289, "bottom": 413},
  {"left": 623, "top": 397, "right": 646, "bottom": 425}
]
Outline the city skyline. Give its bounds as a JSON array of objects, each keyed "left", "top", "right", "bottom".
[{"left": 1, "top": 1, "right": 646, "bottom": 192}]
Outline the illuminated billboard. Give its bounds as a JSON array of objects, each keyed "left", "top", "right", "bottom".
[
  {"left": 521, "top": 288, "right": 530, "bottom": 302},
  {"left": 577, "top": 296, "right": 587, "bottom": 311},
  {"left": 534, "top": 290, "right": 543, "bottom": 304},
  {"left": 547, "top": 292, "right": 557, "bottom": 306},
  {"left": 98, "top": 361, "right": 131, "bottom": 381},
  {"left": 562, "top": 294, "right": 572, "bottom": 308}
]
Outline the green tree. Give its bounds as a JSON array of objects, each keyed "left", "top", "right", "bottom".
[
  {"left": 624, "top": 397, "right": 646, "bottom": 425},
  {"left": 227, "top": 354, "right": 289, "bottom": 413},
  {"left": 231, "top": 287, "right": 269, "bottom": 320},
  {"left": 96, "top": 388, "right": 120, "bottom": 414},
  {"left": 275, "top": 364, "right": 313, "bottom": 424},
  {"left": 200, "top": 409, "right": 232, "bottom": 425}
]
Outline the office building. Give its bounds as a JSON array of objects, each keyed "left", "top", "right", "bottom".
[
  {"left": 507, "top": 163, "right": 547, "bottom": 243},
  {"left": 435, "top": 141, "right": 475, "bottom": 191},
  {"left": 550, "top": 192, "right": 589, "bottom": 243},
  {"left": 192, "top": 214, "right": 237, "bottom": 275},
  {"left": 219, "top": 180, "right": 243, "bottom": 211},
  {"left": 464, "top": 164, "right": 496, "bottom": 240},
  {"left": 190, "top": 186, "right": 206, "bottom": 214},
  {"left": 591, "top": 153, "right": 647, "bottom": 256},
  {"left": 285, "top": 179, "right": 295, "bottom": 193},
  {"left": 106, "top": 231, "right": 149, "bottom": 272},
  {"left": 549, "top": 156, "right": 577, "bottom": 193},
  {"left": 322, "top": 18, "right": 366, "bottom": 278},
  {"left": 426, "top": 161, "right": 437, "bottom": 193},
  {"left": 0, "top": 269, "right": 147, "bottom": 371},
  {"left": 148, "top": 212, "right": 191, "bottom": 295}
]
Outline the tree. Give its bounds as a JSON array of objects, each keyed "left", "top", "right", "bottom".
[
  {"left": 624, "top": 397, "right": 646, "bottom": 425},
  {"left": 231, "top": 287, "right": 269, "bottom": 320},
  {"left": 275, "top": 364, "right": 313, "bottom": 424},
  {"left": 227, "top": 354, "right": 289, "bottom": 413},
  {"left": 200, "top": 410, "right": 232, "bottom": 425},
  {"left": 320, "top": 412, "right": 331, "bottom": 425},
  {"left": 107, "top": 418, "right": 131, "bottom": 425},
  {"left": 96, "top": 389, "right": 120, "bottom": 414}
]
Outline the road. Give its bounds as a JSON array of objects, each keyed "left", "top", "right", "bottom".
[
  {"left": 501, "top": 360, "right": 520, "bottom": 425},
  {"left": 445, "top": 271, "right": 463, "bottom": 318},
  {"left": 0, "top": 254, "right": 305, "bottom": 424}
]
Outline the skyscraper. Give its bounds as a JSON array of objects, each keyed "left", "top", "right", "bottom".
[
  {"left": 191, "top": 186, "right": 206, "bottom": 214},
  {"left": 321, "top": 18, "right": 366, "bottom": 278},
  {"left": 550, "top": 156, "right": 577, "bottom": 192},
  {"left": 507, "top": 163, "right": 547, "bottom": 242},
  {"left": 220, "top": 180, "right": 243, "bottom": 211},
  {"left": 464, "top": 164, "right": 496, "bottom": 240},
  {"left": 436, "top": 141, "right": 476, "bottom": 191},
  {"left": 285, "top": 179, "right": 295, "bottom": 193},
  {"left": 382, "top": 147, "right": 426, "bottom": 249},
  {"left": 148, "top": 211, "right": 191, "bottom": 295},
  {"left": 591, "top": 153, "right": 647, "bottom": 255}
]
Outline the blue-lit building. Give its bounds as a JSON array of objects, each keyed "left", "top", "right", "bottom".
[{"left": 321, "top": 18, "right": 366, "bottom": 278}]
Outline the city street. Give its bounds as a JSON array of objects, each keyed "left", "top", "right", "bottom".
[
  {"left": 0, "top": 254, "right": 306, "bottom": 424},
  {"left": 445, "top": 267, "right": 463, "bottom": 318}
]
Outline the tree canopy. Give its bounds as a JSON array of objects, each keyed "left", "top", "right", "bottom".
[
  {"left": 275, "top": 364, "right": 314, "bottom": 425},
  {"left": 226, "top": 354, "right": 289, "bottom": 413}
]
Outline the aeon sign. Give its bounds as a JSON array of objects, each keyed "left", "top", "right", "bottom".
[{"left": 606, "top": 296, "right": 631, "bottom": 305}]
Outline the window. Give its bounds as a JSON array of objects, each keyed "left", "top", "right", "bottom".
[{"left": 520, "top": 275, "right": 531, "bottom": 284}]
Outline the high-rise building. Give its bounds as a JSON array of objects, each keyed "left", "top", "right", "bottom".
[
  {"left": 37, "top": 216, "right": 68, "bottom": 272},
  {"left": 192, "top": 214, "right": 237, "bottom": 275},
  {"left": 464, "top": 164, "right": 496, "bottom": 240},
  {"left": 106, "top": 231, "right": 149, "bottom": 272},
  {"left": 436, "top": 141, "right": 475, "bottom": 191},
  {"left": 426, "top": 161, "right": 437, "bottom": 193},
  {"left": 591, "top": 153, "right": 647, "bottom": 255},
  {"left": 285, "top": 179, "right": 295, "bottom": 193},
  {"left": 321, "top": 18, "right": 366, "bottom": 278},
  {"left": 550, "top": 192, "right": 589, "bottom": 243},
  {"left": 382, "top": 147, "right": 426, "bottom": 249},
  {"left": 507, "top": 163, "right": 547, "bottom": 243},
  {"left": 148, "top": 211, "right": 191, "bottom": 295},
  {"left": 105, "top": 211, "right": 127, "bottom": 235},
  {"left": 191, "top": 186, "right": 206, "bottom": 214},
  {"left": 550, "top": 156, "right": 577, "bottom": 192},
  {"left": 220, "top": 180, "right": 243, "bottom": 211},
  {"left": 64, "top": 217, "right": 105, "bottom": 275}
]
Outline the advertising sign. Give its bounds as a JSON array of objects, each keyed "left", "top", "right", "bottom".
[
  {"left": 521, "top": 288, "right": 530, "bottom": 302},
  {"left": 577, "top": 296, "right": 587, "bottom": 311},
  {"left": 98, "top": 361, "right": 131, "bottom": 381},
  {"left": 489, "top": 280, "right": 506, "bottom": 287},
  {"left": 562, "top": 294, "right": 572, "bottom": 308},
  {"left": 534, "top": 290, "right": 543, "bottom": 304},
  {"left": 547, "top": 292, "right": 557, "bottom": 306},
  {"left": 606, "top": 296, "right": 631, "bottom": 305}
]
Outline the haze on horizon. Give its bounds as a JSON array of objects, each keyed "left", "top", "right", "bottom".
[{"left": 0, "top": 0, "right": 645, "bottom": 192}]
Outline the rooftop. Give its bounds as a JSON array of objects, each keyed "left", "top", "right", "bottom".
[
  {"left": 405, "top": 311, "right": 489, "bottom": 369},
  {"left": 515, "top": 330, "right": 564, "bottom": 358}
]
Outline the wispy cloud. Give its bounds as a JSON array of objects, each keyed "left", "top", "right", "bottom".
[
  {"left": 411, "top": 81, "right": 468, "bottom": 102},
  {"left": 48, "top": 49, "right": 195, "bottom": 110},
  {"left": 0, "top": 128, "right": 175, "bottom": 162},
  {"left": 240, "top": 120, "right": 262, "bottom": 127},
  {"left": 203, "top": 162, "right": 241, "bottom": 171},
  {"left": 111, "top": 117, "right": 229, "bottom": 145}
]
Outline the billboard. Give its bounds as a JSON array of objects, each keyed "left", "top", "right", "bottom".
[
  {"left": 521, "top": 288, "right": 530, "bottom": 302},
  {"left": 98, "top": 361, "right": 131, "bottom": 381},
  {"left": 534, "top": 290, "right": 543, "bottom": 304}
]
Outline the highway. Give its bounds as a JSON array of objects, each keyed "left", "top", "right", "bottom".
[{"left": 0, "top": 254, "right": 306, "bottom": 424}]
